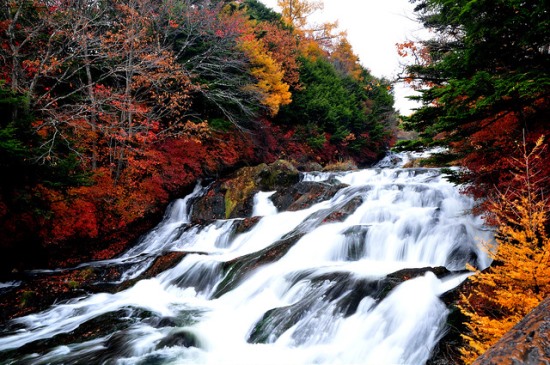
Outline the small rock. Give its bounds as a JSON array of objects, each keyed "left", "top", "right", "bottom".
[{"left": 157, "top": 330, "right": 199, "bottom": 349}]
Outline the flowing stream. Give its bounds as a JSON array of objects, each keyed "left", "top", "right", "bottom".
[{"left": 0, "top": 151, "right": 493, "bottom": 364}]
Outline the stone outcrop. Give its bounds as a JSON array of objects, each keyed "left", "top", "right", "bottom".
[
  {"left": 270, "top": 180, "right": 348, "bottom": 212},
  {"left": 427, "top": 278, "right": 471, "bottom": 365},
  {"left": 191, "top": 160, "right": 300, "bottom": 221},
  {"left": 472, "top": 296, "right": 550, "bottom": 365},
  {"left": 190, "top": 159, "right": 354, "bottom": 222}
]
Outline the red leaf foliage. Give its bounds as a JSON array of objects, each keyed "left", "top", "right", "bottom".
[{"left": 453, "top": 97, "right": 550, "bottom": 215}]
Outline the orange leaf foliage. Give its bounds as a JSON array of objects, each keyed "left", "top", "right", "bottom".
[
  {"left": 329, "top": 38, "right": 362, "bottom": 81},
  {"left": 459, "top": 136, "right": 550, "bottom": 364},
  {"left": 239, "top": 20, "right": 292, "bottom": 116},
  {"left": 255, "top": 21, "right": 301, "bottom": 89}
]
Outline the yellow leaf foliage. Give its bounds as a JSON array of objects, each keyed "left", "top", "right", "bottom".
[
  {"left": 458, "top": 136, "right": 549, "bottom": 364},
  {"left": 239, "top": 35, "right": 292, "bottom": 116},
  {"left": 277, "top": 0, "right": 323, "bottom": 29}
]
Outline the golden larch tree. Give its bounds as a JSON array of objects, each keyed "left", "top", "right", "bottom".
[
  {"left": 459, "top": 135, "right": 550, "bottom": 363},
  {"left": 238, "top": 19, "right": 292, "bottom": 116}
]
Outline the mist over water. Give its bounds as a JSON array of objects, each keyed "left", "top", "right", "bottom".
[{"left": 0, "top": 151, "right": 493, "bottom": 364}]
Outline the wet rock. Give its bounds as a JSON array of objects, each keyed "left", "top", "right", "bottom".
[
  {"left": 157, "top": 330, "right": 199, "bottom": 349},
  {"left": 190, "top": 186, "right": 227, "bottom": 221},
  {"left": 222, "top": 160, "right": 299, "bottom": 219},
  {"left": 145, "top": 316, "right": 179, "bottom": 328},
  {"left": 248, "top": 266, "right": 451, "bottom": 344},
  {"left": 323, "top": 196, "right": 363, "bottom": 223},
  {"left": 233, "top": 216, "right": 262, "bottom": 234},
  {"left": 387, "top": 266, "right": 450, "bottom": 283},
  {"left": 271, "top": 181, "right": 348, "bottom": 212},
  {"left": 0, "top": 308, "right": 144, "bottom": 363},
  {"left": 212, "top": 233, "right": 302, "bottom": 298},
  {"left": 257, "top": 159, "right": 300, "bottom": 190},
  {"left": 139, "top": 252, "right": 188, "bottom": 278},
  {"left": 427, "top": 274, "right": 473, "bottom": 365},
  {"left": 117, "top": 251, "right": 196, "bottom": 291},
  {"left": 101, "top": 330, "right": 140, "bottom": 360},
  {"left": 143, "top": 310, "right": 203, "bottom": 330},
  {"left": 0, "top": 267, "right": 110, "bottom": 323},
  {"left": 472, "top": 296, "right": 550, "bottom": 365},
  {"left": 190, "top": 160, "right": 300, "bottom": 221},
  {"left": 0, "top": 252, "right": 194, "bottom": 324}
]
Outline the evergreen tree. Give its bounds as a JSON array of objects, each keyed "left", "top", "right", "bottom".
[
  {"left": 276, "top": 56, "right": 394, "bottom": 161},
  {"left": 403, "top": 0, "right": 550, "bottom": 191}
]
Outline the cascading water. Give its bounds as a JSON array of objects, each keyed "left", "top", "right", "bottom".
[{"left": 0, "top": 152, "right": 493, "bottom": 365}]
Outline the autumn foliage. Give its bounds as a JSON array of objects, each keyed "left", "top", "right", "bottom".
[
  {"left": 458, "top": 136, "right": 550, "bottom": 363},
  {"left": 0, "top": 0, "right": 396, "bottom": 272}
]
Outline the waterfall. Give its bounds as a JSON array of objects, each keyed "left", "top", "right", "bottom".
[
  {"left": 123, "top": 182, "right": 207, "bottom": 258},
  {"left": 252, "top": 191, "right": 278, "bottom": 217},
  {"left": 0, "top": 152, "right": 493, "bottom": 365}
]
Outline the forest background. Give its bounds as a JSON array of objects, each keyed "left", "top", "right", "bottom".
[{"left": 0, "top": 0, "right": 396, "bottom": 272}]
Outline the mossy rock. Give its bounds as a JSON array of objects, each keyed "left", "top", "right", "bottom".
[
  {"left": 190, "top": 160, "right": 300, "bottom": 221},
  {"left": 222, "top": 160, "right": 299, "bottom": 219},
  {"left": 257, "top": 160, "right": 300, "bottom": 190},
  {"left": 222, "top": 164, "right": 267, "bottom": 219}
]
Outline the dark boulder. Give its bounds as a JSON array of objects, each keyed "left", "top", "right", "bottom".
[
  {"left": 212, "top": 233, "right": 302, "bottom": 298},
  {"left": 271, "top": 180, "right": 348, "bottom": 212},
  {"left": 191, "top": 160, "right": 300, "bottom": 221},
  {"left": 157, "top": 330, "right": 200, "bottom": 349},
  {"left": 427, "top": 273, "right": 478, "bottom": 365},
  {"left": 190, "top": 186, "right": 228, "bottom": 221}
]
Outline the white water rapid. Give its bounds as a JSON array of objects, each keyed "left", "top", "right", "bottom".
[{"left": 0, "top": 152, "right": 493, "bottom": 365}]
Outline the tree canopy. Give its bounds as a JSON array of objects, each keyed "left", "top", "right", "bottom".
[
  {"left": 0, "top": 0, "right": 396, "bottom": 272},
  {"left": 402, "top": 0, "right": 550, "bottom": 196}
]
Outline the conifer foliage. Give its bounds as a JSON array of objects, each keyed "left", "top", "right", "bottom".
[{"left": 401, "top": 0, "right": 550, "bottom": 198}]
